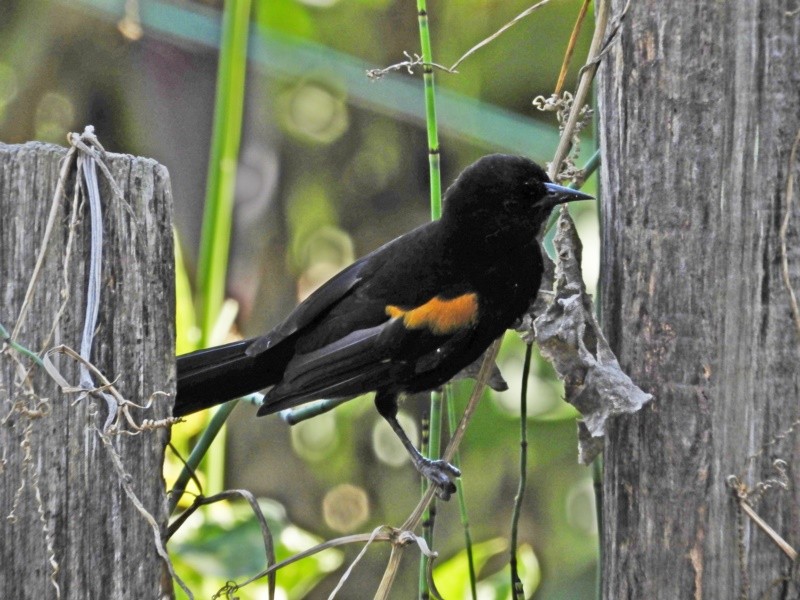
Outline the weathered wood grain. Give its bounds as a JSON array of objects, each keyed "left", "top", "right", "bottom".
[
  {"left": 598, "top": 2, "right": 800, "bottom": 598},
  {"left": 0, "top": 142, "right": 175, "bottom": 598}
]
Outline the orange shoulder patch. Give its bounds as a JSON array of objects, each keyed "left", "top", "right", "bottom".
[{"left": 386, "top": 293, "right": 479, "bottom": 335}]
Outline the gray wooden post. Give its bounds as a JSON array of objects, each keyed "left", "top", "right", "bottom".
[
  {"left": 0, "top": 141, "right": 175, "bottom": 598},
  {"left": 598, "top": 2, "right": 800, "bottom": 598}
]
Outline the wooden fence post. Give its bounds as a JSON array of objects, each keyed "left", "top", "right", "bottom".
[
  {"left": 0, "top": 140, "right": 175, "bottom": 598},
  {"left": 598, "top": 2, "right": 800, "bottom": 597}
]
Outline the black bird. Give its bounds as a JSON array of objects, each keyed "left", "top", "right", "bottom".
[{"left": 175, "top": 154, "right": 592, "bottom": 499}]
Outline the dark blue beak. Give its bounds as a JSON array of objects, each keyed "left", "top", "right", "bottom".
[{"left": 544, "top": 182, "right": 594, "bottom": 207}]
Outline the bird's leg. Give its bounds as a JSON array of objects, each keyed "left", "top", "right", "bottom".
[{"left": 374, "top": 391, "right": 460, "bottom": 500}]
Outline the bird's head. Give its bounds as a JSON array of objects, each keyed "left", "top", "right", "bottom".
[{"left": 441, "top": 154, "right": 593, "bottom": 238}]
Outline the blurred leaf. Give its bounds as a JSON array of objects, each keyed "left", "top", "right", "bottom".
[
  {"left": 433, "top": 537, "right": 505, "bottom": 598},
  {"left": 433, "top": 539, "right": 540, "bottom": 600},
  {"left": 479, "top": 543, "right": 540, "bottom": 599},
  {"left": 174, "top": 231, "right": 199, "bottom": 356},
  {"left": 172, "top": 498, "right": 343, "bottom": 599},
  {"left": 255, "top": 0, "right": 316, "bottom": 38}
]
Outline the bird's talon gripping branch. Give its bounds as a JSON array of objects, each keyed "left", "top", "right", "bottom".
[{"left": 418, "top": 458, "right": 460, "bottom": 500}]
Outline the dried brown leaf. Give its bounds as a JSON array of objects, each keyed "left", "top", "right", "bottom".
[{"left": 523, "top": 209, "right": 652, "bottom": 464}]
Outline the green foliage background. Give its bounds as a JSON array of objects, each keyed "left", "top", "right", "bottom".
[{"left": 1, "top": 0, "right": 600, "bottom": 597}]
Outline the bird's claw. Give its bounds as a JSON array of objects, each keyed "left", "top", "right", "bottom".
[{"left": 418, "top": 458, "right": 461, "bottom": 501}]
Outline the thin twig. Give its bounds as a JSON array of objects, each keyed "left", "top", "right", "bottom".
[
  {"left": 550, "top": 0, "right": 610, "bottom": 180},
  {"left": 779, "top": 126, "right": 800, "bottom": 338},
  {"left": 446, "top": 396, "right": 478, "bottom": 600},
  {"left": 367, "top": 0, "right": 556, "bottom": 80},
  {"left": 727, "top": 476, "right": 799, "bottom": 561},
  {"left": 374, "top": 545, "right": 405, "bottom": 600},
  {"left": 168, "top": 490, "right": 276, "bottom": 598},
  {"left": 166, "top": 442, "right": 205, "bottom": 508},
  {"left": 328, "top": 526, "right": 385, "bottom": 599},
  {"left": 373, "top": 340, "right": 503, "bottom": 596},
  {"left": 237, "top": 532, "right": 391, "bottom": 588},
  {"left": 97, "top": 429, "right": 194, "bottom": 598},
  {"left": 11, "top": 144, "right": 78, "bottom": 340},
  {"left": 580, "top": 0, "right": 631, "bottom": 75},
  {"left": 509, "top": 343, "right": 533, "bottom": 597},
  {"left": 555, "top": 0, "right": 591, "bottom": 96},
  {"left": 231, "top": 526, "right": 435, "bottom": 593},
  {"left": 168, "top": 399, "right": 238, "bottom": 514},
  {"left": 366, "top": 51, "right": 453, "bottom": 80},
  {"left": 367, "top": 0, "right": 555, "bottom": 80},
  {"left": 449, "top": 0, "right": 553, "bottom": 72},
  {"left": 401, "top": 338, "right": 503, "bottom": 533}
]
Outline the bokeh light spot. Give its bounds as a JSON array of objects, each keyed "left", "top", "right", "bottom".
[
  {"left": 295, "top": 226, "right": 355, "bottom": 300},
  {"left": 496, "top": 354, "right": 564, "bottom": 417},
  {"left": 574, "top": 207, "right": 600, "bottom": 295},
  {"left": 35, "top": 91, "right": 75, "bottom": 143},
  {"left": 278, "top": 82, "right": 348, "bottom": 145},
  {"left": 565, "top": 477, "right": 598, "bottom": 536},
  {"left": 372, "top": 410, "right": 418, "bottom": 467},
  {"left": 290, "top": 410, "right": 339, "bottom": 462},
  {"left": 322, "top": 483, "right": 370, "bottom": 533}
]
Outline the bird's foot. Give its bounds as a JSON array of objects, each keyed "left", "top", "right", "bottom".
[{"left": 417, "top": 458, "right": 461, "bottom": 501}]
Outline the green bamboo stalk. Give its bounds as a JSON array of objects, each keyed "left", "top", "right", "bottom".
[
  {"left": 415, "top": 0, "right": 443, "bottom": 595},
  {"left": 417, "top": 3, "right": 442, "bottom": 220},
  {"left": 192, "top": 0, "right": 251, "bottom": 495},
  {"left": 509, "top": 342, "right": 533, "bottom": 597},
  {"left": 419, "top": 409, "right": 433, "bottom": 598},
  {"left": 196, "top": 0, "right": 250, "bottom": 338}
]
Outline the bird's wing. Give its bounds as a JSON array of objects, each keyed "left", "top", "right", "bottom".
[
  {"left": 256, "top": 290, "right": 482, "bottom": 416},
  {"left": 247, "top": 222, "right": 444, "bottom": 357},
  {"left": 245, "top": 256, "right": 370, "bottom": 357}
]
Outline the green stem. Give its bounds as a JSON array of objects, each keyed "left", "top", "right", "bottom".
[
  {"left": 0, "top": 322, "right": 44, "bottom": 367},
  {"left": 281, "top": 396, "right": 349, "bottom": 424},
  {"left": 416, "top": 0, "right": 442, "bottom": 595},
  {"left": 193, "top": 0, "right": 251, "bottom": 495},
  {"left": 417, "top": 1, "right": 442, "bottom": 220},
  {"left": 419, "top": 409, "right": 433, "bottom": 599},
  {"left": 168, "top": 399, "right": 238, "bottom": 515},
  {"left": 420, "top": 389, "right": 442, "bottom": 598},
  {"left": 509, "top": 342, "right": 533, "bottom": 597},
  {"left": 169, "top": 393, "right": 260, "bottom": 516}
]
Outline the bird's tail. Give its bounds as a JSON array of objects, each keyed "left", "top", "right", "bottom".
[{"left": 174, "top": 339, "right": 282, "bottom": 417}]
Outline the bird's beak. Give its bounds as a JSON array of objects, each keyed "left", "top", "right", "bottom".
[{"left": 543, "top": 182, "right": 594, "bottom": 208}]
